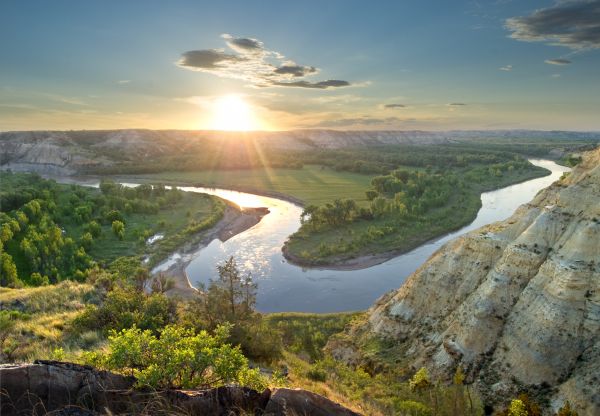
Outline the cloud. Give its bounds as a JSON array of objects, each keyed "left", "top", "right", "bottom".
[
  {"left": 544, "top": 58, "right": 572, "bottom": 65},
  {"left": 222, "top": 34, "right": 264, "bottom": 54},
  {"left": 274, "top": 64, "right": 317, "bottom": 77},
  {"left": 448, "top": 103, "right": 467, "bottom": 106},
  {"left": 506, "top": 0, "right": 600, "bottom": 50},
  {"left": 384, "top": 103, "right": 407, "bottom": 108},
  {"left": 178, "top": 49, "right": 246, "bottom": 70},
  {"left": 271, "top": 80, "right": 350, "bottom": 89},
  {"left": 177, "top": 34, "right": 351, "bottom": 89},
  {"left": 312, "top": 116, "right": 406, "bottom": 128},
  {"left": 117, "top": 80, "right": 131, "bottom": 84},
  {"left": 499, "top": 65, "right": 513, "bottom": 71}
]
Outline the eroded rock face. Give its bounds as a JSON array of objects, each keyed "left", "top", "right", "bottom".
[
  {"left": 333, "top": 148, "right": 600, "bottom": 415},
  {"left": 0, "top": 361, "right": 360, "bottom": 416}
]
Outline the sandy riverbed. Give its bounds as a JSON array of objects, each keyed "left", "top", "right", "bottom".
[{"left": 154, "top": 205, "right": 269, "bottom": 299}]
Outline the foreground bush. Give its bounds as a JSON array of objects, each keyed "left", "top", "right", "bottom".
[{"left": 87, "top": 324, "right": 266, "bottom": 391}]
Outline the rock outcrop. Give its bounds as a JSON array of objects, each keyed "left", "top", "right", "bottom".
[
  {"left": 0, "top": 360, "right": 360, "bottom": 416},
  {"left": 331, "top": 148, "right": 600, "bottom": 415}
]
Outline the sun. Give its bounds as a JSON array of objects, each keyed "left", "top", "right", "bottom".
[{"left": 211, "top": 95, "right": 257, "bottom": 131}]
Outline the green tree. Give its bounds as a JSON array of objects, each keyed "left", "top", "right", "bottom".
[
  {"left": 112, "top": 220, "right": 125, "bottom": 240},
  {"left": 86, "top": 220, "right": 102, "bottom": 238},
  {"left": 80, "top": 232, "right": 94, "bottom": 251},
  {"left": 106, "top": 210, "right": 124, "bottom": 223},
  {"left": 29, "top": 272, "right": 49, "bottom": 286},
  {"left": 410, "top": 367, "right": 431, "bottom": 392},
  {"left": 207, "top": 257, "right": 255, "bottom": 323},
  {"left": 0, "top": 250, "right": 19, "bottom": 287},
  {"left": 508, "top": 399, "right": 528, "bottom": 416}
]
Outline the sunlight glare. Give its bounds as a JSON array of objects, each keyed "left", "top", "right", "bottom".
[{"left": 211, "top": 95, "right": 256, "bottom": 131}]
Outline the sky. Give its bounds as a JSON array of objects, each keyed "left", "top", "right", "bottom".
[{"left": 1, "top": 0, "right": 599, "bottom": 131}]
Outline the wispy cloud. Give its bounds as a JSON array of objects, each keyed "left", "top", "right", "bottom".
[
  {"left": 117, "top": 80, "right": 131, "bottom": 84},
  {"left": 177, "top": 34, "right": 352, "bottom": 89},
  {"left": 506, "top": 0, "right": 600, "bottom": 50},
  {"left": 544, "top": 58, "right": 572, "bottom": 65},
  {"left": 448, "top": 102, "right": 467, "bottom": 106},
  {"left": 384, "top": 103, "right": 407, "bottom": 108},
  {"left": 310, "top": 116, "right": 408, "bottom": 128},
  {"left": 499, "top": 65, "right": 513, "bottom": 71}
]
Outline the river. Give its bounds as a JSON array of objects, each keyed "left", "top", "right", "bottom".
[{"left": 150, "top": 159, "right": 569, "bottom": 313}]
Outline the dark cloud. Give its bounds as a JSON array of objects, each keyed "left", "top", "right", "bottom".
[
  {"left": 448, "top": 103, "right": 466, "bottom": 106},
  {"left": 272, "top": 80, "right": 350, "bottom": 89},
  {"left": 274, "top": 65, "right": 317, "bottom": 77},
  {"left": 506, "top": 0, "right": 600, "bottom": 49},
  {"left": 544, "top": 58, "right": 572, "bottom": 65},
  {"left": 177, "top": 35, "right": 351, "bottom": 89},
  {"left": 178, "top": 49, "right": 245, "bottom": 70},
  {"left": 384, "top": 103, "right": 406, "bottom": 108},
  {"left": 226, "top": 37, "right": 264, "bottom": 53}
]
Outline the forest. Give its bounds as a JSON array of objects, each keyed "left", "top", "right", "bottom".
[{"left": 0, "top": 172, "right": 223, "bottom": 287}]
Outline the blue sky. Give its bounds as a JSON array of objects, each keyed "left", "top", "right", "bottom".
[{"left": 1, "top": 0, "right": 599, "bottom": 131}]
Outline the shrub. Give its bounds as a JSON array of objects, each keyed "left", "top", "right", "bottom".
[{"left": 91, "top": 324, "right": 266, "bottom": 390}]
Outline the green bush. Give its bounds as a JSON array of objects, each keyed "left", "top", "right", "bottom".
[{"left": 89, "top": 324, "right": 266, "bottom": 390}]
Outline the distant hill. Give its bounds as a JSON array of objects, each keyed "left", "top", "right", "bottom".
[{"left": 1, "top": 129, "right": 599, "bottom": 175}]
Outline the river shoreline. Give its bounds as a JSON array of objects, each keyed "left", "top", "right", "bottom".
[
  {"left": 110, "top": 175, "right": 307, "bottom": 207},
  {"left": 280, "top": 166, "right": 553, "bottom": 271},
  {"left": 153, "top": 204, "right": 269, "bottom": 299}
]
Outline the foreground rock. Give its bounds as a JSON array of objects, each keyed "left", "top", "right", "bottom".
[
  {"left": 330, "top": 147, "right": 600, "bottom": 415},
  {"left": 0, "top": 361, "right": 360, "bottom": 416}
]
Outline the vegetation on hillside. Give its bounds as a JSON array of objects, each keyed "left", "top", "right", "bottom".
[{"left": 0, "top": 172, "right": 224, "bottom": 287}]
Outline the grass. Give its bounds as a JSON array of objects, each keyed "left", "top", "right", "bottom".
[
  {"left": 116, "top": 165, "right": 374, "bottom": 206},
  {"left": 0, "top": 281, "right": 103, "bottom": 362},
  {"left": 265, "top": 312, "right": 361, "bottom": 361},
  {"left": 265, "top": 311, "right": 485, "bottom": 416}
]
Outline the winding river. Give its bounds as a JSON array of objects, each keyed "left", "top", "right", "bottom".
[{"left": 151, "top": 159, "right": 569, "bottom": 313}]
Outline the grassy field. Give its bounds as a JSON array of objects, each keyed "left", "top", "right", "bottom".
[
  {"left": 0, "top": 281, "right": 102, "bottom": 362},
  {"left": 119, "top": 165, "right": 374, "bottom": 206}
]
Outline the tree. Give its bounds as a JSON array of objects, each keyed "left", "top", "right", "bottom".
[
  {"left": 370, "top": 196, "right": 388, "bottom": 218},
  {"left": 112, "top": 220, "right": 125, "bottom": 240},
  {"left": 365, "top": 190, "right": 379, "bottom": 201},
  {"left": 211, "top": 256, "right": 254, "bottom": 322},
  {"left": 86, "top": 220, "right": 102, "bottom": 238},
  {"left": 30, "top": 272, "right": 49, "bottom": 286},
  {"left": 0, "top": 223, "right": 14, "bottom": 243},
  {"left": 106, "top": 210, "right": 124, "bottom": 223},
  {"left": 556, "top": 401, "right": 578, "bottom": 416},
  {"left": 0, "top": 251, "right": 19, "bottom": 287},
  {"left": 410, "top": 367, "right": 431, "bottom": 392},
  {"left": 80, "top": 232, "right": 94, "bottom": 251},
  {"left": 507, "top": 399, "right": 528, "bottom": 416}
]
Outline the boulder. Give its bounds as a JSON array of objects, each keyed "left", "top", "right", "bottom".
[
  {"left": 0, "top": 361, "right": 361, "bottom": 415},
  {"left": 264, "top": 388, "right": 361, "bottom": 416}
]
